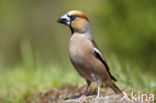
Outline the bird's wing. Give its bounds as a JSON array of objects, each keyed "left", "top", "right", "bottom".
[{"left": 92, "top": 40, "right": 117, "bottom": 81}]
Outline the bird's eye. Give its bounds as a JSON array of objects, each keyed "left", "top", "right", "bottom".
[{"left": 70, "top": 15, "right": 78, "bottom": 21}]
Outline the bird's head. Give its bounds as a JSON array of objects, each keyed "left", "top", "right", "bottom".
[{"left": 57, "top": 10, "right": 90, "bottom": 34}]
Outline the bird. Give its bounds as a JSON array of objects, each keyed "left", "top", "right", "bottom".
[{"left": 57, "top": 10, "right": 122, "bottom": 98}]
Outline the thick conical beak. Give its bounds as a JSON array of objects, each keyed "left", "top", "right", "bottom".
[{"left": 57, "top": 14, "right": 70, "bottom": 26}]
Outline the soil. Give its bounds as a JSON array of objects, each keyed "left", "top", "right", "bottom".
[{"left": 27, "top": 83, "right": 151, "bottom": 103}]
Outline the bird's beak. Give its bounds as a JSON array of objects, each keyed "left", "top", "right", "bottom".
[{"left": 57, "top": 14, "right": 70, "bottom": 26}]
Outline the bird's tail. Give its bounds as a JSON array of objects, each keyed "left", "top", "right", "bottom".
[{"left": 106, "top": 81, "right": 122, "bottom": 94}]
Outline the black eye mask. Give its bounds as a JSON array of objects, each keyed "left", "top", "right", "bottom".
[
  {"left": 67, "top": 15, "right": 78, "bottom": 34},
  {"left": 70, "top": 15, "right": 78, "bottom": 21}
]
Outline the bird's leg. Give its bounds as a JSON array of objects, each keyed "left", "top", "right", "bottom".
[
  {"left": 96, "top": 80, "right": 101, "bottom": 98},
  {"left": 79, "top": 80, "right": 91, "bottom": 99},
  {"left": 83, "top": 80, "right": 91, "bottom": 96}
]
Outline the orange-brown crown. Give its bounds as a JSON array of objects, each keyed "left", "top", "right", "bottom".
[{"left": 68, "top": 10, "right": 89, "bottom": 21}]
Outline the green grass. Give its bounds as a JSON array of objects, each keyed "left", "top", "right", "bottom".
[
  {"left": 0, "top": 65, "right": 83, "bottom": 103},
  {"left": 109, "top": 54, "right": 156, "bottom": 93}
]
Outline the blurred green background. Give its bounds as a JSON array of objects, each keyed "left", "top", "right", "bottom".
[{"left": 0, "top": 0, "right": 156, "bottom": 102}]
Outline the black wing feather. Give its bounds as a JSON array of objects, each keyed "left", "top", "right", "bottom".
[{"left": 92, "top": 40, "right": 117, "bottom": 81}]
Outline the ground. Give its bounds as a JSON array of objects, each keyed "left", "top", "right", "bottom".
[{"left": 27, "top": 83, "right": 153, "bottom": 103}]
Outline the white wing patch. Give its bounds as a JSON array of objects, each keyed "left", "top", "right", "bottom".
[{"left": 94, "top": 48, "right": 102, "bottom": 56}]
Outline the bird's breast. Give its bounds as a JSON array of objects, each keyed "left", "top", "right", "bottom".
[
  {"left": 69, "top": 34, "right": 93, "bottom": 64},
  {"left": 68, "top": 34, "right": 110, "bottom": 82}
]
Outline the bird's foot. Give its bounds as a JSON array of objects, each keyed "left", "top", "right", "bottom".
[
  {"left": 95, "top": 95, "right": 100, "bottom": 99},
  {"left": 77, "top": 94, "right": 86, "bottom": 101}
]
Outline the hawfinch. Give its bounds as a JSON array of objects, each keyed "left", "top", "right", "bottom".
[{"left": 57, "top": 10, "right": 122, "bottom": 98}]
